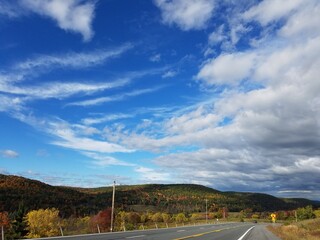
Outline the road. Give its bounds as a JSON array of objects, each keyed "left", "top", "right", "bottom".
[{"left": 30, "top": 223, "right": 281, "bottom": 240}]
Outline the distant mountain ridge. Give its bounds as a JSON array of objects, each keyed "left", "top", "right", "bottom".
[{"left": 0, "top": 174, "right": 318, "bottom": 217}]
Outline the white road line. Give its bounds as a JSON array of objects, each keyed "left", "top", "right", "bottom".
[
  {"left": 126, "top": 235, "right": 146, "bottom": 239},
  {"left": 177, "top": 230, "right": 186, "bottom": 232},
  {"left": 237, "top": 226, "right": 255, "bottom": 240}
]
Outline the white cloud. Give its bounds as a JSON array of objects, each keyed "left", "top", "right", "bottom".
[
  {"left": 98, "top": 0, "right": 320, "bottom": 197},
  {"left": 0, "top": 45, "right": 132, "bottom": 102},
  {"left": 0, "top": 94, "right": 25, "bottom": 112},
  {"left": 15, "top": 44, "right": 133, "bottom": 72},
  {"left": 0, "top": 0, "right": 24, "bottom": 18},
  {"left": 1, "top": 149, "right": 19, "bottom": 158},
  {"left": 48, "top": 121, "right": 134, "bottom": 154},
  {"left": 149, "top": 54, "right": 161, "bottom": 62},
  {"left": 165, "top": 105, "right": 219, "bottom": 134},
  {"left": 154, "top": 0, "right": 215, "bottom": 30},
  {"left": 82, "top": 113, "right": 132, "bottom": 125},
  {"left": 278, "top": 1, "right": 320, "bottom": 38},
  {"left": 135, "top": 166, "right": 170, "bottom": 182},
  {"left": 197, "top": 52, "right": 257, "bottom": 85},
  {"left": 11, "top": 113, "right": 134, "bottom": 154},
  {"left": 162, "top": 70, "right": 177, "bottom": 78},
  {"left": 82, "top": 152, "right": 135, "bottom": 167},
  {"left": 68, "top": 86, "right": 165, "bottom": 107},
  {"left": 20, "top": 0, "right": 96, "bottom": 41},
  {"left": 0, "top": 79, "right": 129, "bottom": 100},
  {"left": 208, "top": 25, "right": 226, "bottom": 45},
  {"left": 243, "top": 0, "right": 304, "bottom": 26}
]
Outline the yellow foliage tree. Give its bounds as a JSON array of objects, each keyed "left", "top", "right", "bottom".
[{"left": 25, "top": 208, "right": 62, "bottom": 238}]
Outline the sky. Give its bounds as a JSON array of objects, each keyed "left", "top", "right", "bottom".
[{"left": 0, "top": 0, "right": 320, "bottom": 200}]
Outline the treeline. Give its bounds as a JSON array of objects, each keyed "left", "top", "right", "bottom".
[
  {"left": 1, "top": 205, "right": 319, "bottom": 239},
  {"left": 1, "top": 174, "right": 319, "bottom": 219}
]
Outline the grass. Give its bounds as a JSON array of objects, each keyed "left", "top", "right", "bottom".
[{"left": 268, "top": 218, "right": 320, "bottom": 240}]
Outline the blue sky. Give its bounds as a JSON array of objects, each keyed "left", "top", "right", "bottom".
[{"left": 1, "top": 0, "right": 320, "bottom": 200}]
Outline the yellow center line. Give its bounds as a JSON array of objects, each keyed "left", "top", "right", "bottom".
[{"left": 172, "top": 225, "right": 242, "bottom": 240}]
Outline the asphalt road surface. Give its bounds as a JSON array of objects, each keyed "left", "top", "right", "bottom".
[{"left": 29, "top": 223, "right": 281, "bottom": 240}]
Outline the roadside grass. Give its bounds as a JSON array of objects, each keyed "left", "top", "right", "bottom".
[{"left": 268, "top": 218, "right": 320, "bottom": 240}]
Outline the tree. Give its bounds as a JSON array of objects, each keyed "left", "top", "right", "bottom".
[
  {"left": 0, "top": 212, "right": 10, "bottom": 228},
  {"left": 190, "top": 213, "right": 201, "bottom": 221},
  {"left": 7, "top": 203, "right": 28, "bottom": 239},
  {"left": 175, "top": 213, "right": 187, "bottom": 223},
  {"left": 90, "top": 208, "right": 111, "bottom": 232},
  {"left": 152, "top": 212, "right": 163, "bottom": 223},
  {"left": 140, "top": 213, "right": 149, "bottom": 223},
  {"left": 10, "top": 203, "right": 28, "bottom": 239},
  {"left": 126, "top": 212, "right": 140, "bottom": 226},
  {"left": 296, "top": 206, "right": 315, "bottom": 220},
  {"left": 313, "top": 209, "right": 320, "bottom": 218},
  {"left": 25, "top": 208, "right": 62, "bottom": 238},
  {"left": 162, "top": 213, "right": 171, "bottom": 223},
  {"left": 0, "top": 212, "right": 10, "bottom": 240}
]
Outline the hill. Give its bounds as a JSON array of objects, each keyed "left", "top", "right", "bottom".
[{"left": 0, "top": 174, "right": 318, "bottom": 217}]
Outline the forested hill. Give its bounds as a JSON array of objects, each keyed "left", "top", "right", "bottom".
[{"left": 0, "top": 174, "right": 318, "bottom": 217}]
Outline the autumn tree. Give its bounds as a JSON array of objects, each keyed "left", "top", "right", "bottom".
[
  {"left": 175, "top": 213, "right": 187, "bottom": 223},
  {"left": 162, "top": 213, "right": 171, "bottom": 223},
  {"left": 0, "top": 212, "right": 9, "bottom": 240},
  {"left": 140, "top": 213, "right": 149, "bottom": 223},
  {"left": 126, "top": 212, "right": 140, "bottom": 226},
  {"left": 25, "top": 208, "right": 62, "bottom": 238},
  {"left": 90, "top": 208, "right": 111, "bottom": 232},
  {"left": 190, "top": 213, "right": 202, "bottom": 221},
  {"left": 151, "top": 212, "right": 163, "bottom": 223}
]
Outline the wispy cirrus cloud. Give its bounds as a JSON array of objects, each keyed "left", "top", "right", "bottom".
[
  {"left": 82, "top": 113, "right": 133, "bottom": 125},
  {"left": 0, "top": 0, "right": 24, "bottom": 18},
  {"left": 12, "top": 112, "right": 134, "bottom": 154},
  {"left": 14, "top": 43, "right": 133, "bottom": 73},
  {"left": 1, "top": 149, "right": 19, "bottom": 158},
  {"left": 82, "top": 152, "right": 135, "bottom": 167},
  {"left": 67, "top": 85, "right": 166, "bottom": 107},
  {"left": 135, "top": 166, "right": 170, "bottom": 182},
  {"left": 0, "top": 79, "right": 129, "bottom": 100},
  {"left": 0, "top": 44, "right": 133, "bottom": 103}
]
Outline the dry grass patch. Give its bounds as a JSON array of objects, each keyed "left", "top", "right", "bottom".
[{"left": 268, "top": 219, "right": 320, "bottom": 240}]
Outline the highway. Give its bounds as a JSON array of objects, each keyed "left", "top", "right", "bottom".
[{"left": 30, "top": 223, "right": 281, "bottom": 240}]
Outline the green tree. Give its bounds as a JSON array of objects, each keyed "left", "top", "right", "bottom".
[
  {"left": 25, "top": 208, "right": 62, "bottom": 238},
  {"left": 296, "top": 206, "right": 315, "bottom": 220},
  {"left": 7, "top": 203, "right": 28, "bottom": 239},
  {"left": 313, "top": 209, "right": 320, "bottom": 218}
]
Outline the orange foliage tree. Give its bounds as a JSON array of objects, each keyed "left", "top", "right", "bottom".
[
  {"left": 0, "top": 211, "right": 10, "bottom": 228},
  {"left": 90, "top": 208, "right": 112, "bottom": 232}
]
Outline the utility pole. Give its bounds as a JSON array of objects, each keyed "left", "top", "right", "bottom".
[
  {"left": 205, "top": 199, "right": 208, "bottom": 224},
  {"left": 110, "top": 181, "right": 116, "bottom": 232}
]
